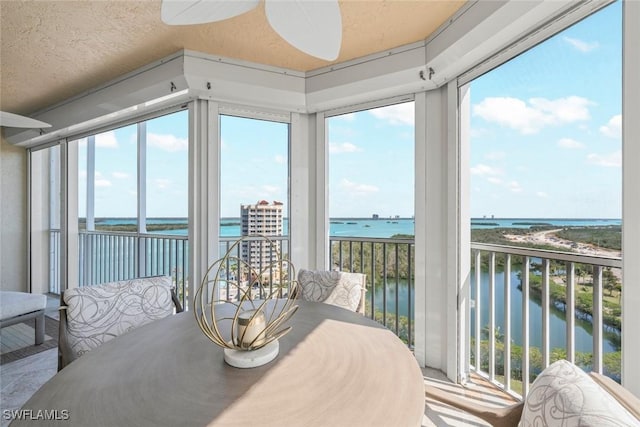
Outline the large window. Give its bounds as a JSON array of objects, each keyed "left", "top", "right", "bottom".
[
  {"left": 219, "top": 115, "right": 289, "bottom": 239},
  {"left": 74, "top": 110, "right": 189, "bottom": 295},
  {"left": 326, "top": 101, "right": 415, "bottom": 343},
  {"left": 467, "top": 1, "right": 622, "bottom": 391},
  {"left": 327, "top": 103, "right": 415, "bottom": 230}
]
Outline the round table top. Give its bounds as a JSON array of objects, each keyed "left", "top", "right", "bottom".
[{"left": 16, "top": 300, "right": 425, "bottom": 427}]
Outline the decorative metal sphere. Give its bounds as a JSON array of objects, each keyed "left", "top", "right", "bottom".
[{"left": 194, "top": 235, "right": 299, "bottom": 352}]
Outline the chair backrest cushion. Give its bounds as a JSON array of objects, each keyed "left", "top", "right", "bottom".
[
  {"left": 297, "top": 269, "right": 365, "bottom": 312},
  {"left": 63, "top": 276, "right": 175, "bottom": 358},
  {"left": 518, "top": 359, "right": 638, "bottom": 426}
]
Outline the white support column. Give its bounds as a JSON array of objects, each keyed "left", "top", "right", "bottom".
[
  {"left": 189, "top": 99, "right": 220, "bottom": 309},
  {"left": 313, "top": 112, "right": 329, "bottom": 270},
  {"left": 415, "top": 87, "right": 450, "bottom": 371},
  {"left": 414, "top": 92, "right": 428, "bottom": 367},
  {"left": 290, "top": 113, "right": 316, "bottom": 271},
  {"left": 458, "top": 83, "right": 472, "bottom": 382},
  {"left": 29, "top": 149, "right": 51, "bottom": 295},
  {"left": 137, "top": 122, "right": 147, "bottom": 234},
  {"left": 84, "top": 136, "right": 95, "bottom": 285},
  {"left": 622, "top": 0, "right": 640, "bottom": 395},
  {"left": 86, "top": 136, "right": 95, "bottom": 231},
  {"left": 60, "top": 141, "right": 79, "bottom": 290}
]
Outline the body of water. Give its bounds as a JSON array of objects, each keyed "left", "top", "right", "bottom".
[
  {"left": 92, "top": 217, "right": 621, "bottom": 238},
  {"left": 89, "top": 216, "right": 621, "bottom": 354}
]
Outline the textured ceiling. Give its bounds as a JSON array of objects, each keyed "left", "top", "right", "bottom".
[{"left": 0, "top": 0, "right": 465, "bottom": 116}]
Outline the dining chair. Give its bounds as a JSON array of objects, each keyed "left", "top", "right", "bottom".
[
  {"left": 297, "top": 269, "right": 367, "bottom": 314},
  {"left": 58, "top": 275, "right": 183, "bottom": 370}
]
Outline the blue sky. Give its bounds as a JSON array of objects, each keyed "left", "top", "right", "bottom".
[
  {"left": 469, "top": 1, "right": 621, "bottom": 218},
  {"left": 328, "top": 104, "right": 414, "bottom": 218},
  {"left": 78, "top": 2, "right": 620, "bottom": 220}
]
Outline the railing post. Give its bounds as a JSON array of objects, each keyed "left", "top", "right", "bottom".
[
  {"left": 593, "top": 265, "right": 603, "bottom": 374},
  {"left": 382, "top": 243, "right": 388, "bottom": 328},
  {"left": 504, "top": 253, "right": 511, "bottom": 392},
  {"left": 138, "top": 235, "right": 147, "bottom": 278},
  {"left": 542, "top": 258, "right": 550, "bottom": 368},
  {"left": 488, "top": 251, "right": 496, "bottom": 381},
  {"left": 566, "top": 262, "right": 576, "bottom": 364},
  {"left": 474, "top": 250, "right": 481, "bottom": 370},
  {"left": 522, "top": 256, "right": 530, "bottom": 398}
]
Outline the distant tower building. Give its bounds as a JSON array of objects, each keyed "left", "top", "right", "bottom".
[{"left": 240, "top": 200, "right": 284, "bottom": 268}]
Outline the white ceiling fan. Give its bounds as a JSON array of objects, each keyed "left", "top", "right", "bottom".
[
  {"left": 0, "top": 111, "right": 51, "bottom": 129},
  {"left": 161, "top": 0, "right": 342, "bottom": 61}
]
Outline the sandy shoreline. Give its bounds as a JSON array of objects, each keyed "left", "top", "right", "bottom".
[{"left": 503, "top": 228, "right": 621, "bottom": 258}]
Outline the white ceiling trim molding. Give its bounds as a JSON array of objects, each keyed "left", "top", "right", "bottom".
[{"left": 5, "top": 0, "right": 594, "bottom": 148}]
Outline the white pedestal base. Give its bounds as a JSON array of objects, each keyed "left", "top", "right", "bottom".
[{"left": 224, "top": 340, "right": 279, "bottom": 368}]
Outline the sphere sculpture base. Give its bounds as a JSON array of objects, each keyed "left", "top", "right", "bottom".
[{"left": 224, "top": 340, "right": 279, "bottom": 368}]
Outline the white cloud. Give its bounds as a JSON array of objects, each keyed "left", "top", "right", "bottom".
[
  {"left": 95, "top": 179, "right": 112, "bottom": 187},
  {"left": 112, "top": 171, "right": 130, "bottom": 179},
  {"left": 557, "top": 138, "right": 585, "bottom": 149},
  {"left": 536, "top": 191, "right": 549, "bottom": 198},
  {"left": 587, "top": 150, "right": 621, "bottom": 168},
  {"left": 487, "top": 177, "right": 502, "bottom": 185},
  {"left": 329, "top": 142, "right": 361, "bottom": 154},
  {"left": 147, "top": 133, "right": 188, "bottom": 152},
  {"left": 339, "top": 179, "right": 379, "bottom": 195},
  {"left": 369, "top": 103, "right": 414, "bottom": 126},
  {"left": 95, "top": 131, "right": 119, "bottom": 148},
  {"left": 154, "top": 179, "right": 171, "bottom": 189},
  {"left": 470, "top": 164, "right": 502, "bottom": 176},
  {"left": 274, "top": 155, "right": 286, "bottom": 164},
  {"left": 564, "top": 36, "right": 599, "bottom": 53},
  {"left": 599, "top": 114, "right": 622, "bottom": 139},
  {"left": 508, "top": 181, "right": 522, "bottom": 193},
  {"left": 473, "top": 96, "right": 594, "bottom": 134}
]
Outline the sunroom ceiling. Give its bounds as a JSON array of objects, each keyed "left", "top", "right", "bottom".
[{"left": 0, "top": 0, "right": 465, "bottom": 117}]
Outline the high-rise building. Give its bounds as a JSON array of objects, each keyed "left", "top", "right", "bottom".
[{"left": 240, "top": 200, "right": 284, "bottom": 268}]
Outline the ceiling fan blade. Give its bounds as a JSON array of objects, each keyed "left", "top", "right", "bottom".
[
  {"left": 0, "top": 111, "right": 51, "bottom": 129},
  {"left": 161, "top": 0, "right": 259, "bottom": 25},
  {"left": 265, "top": 0, "right": 342, "bottom": 61}
]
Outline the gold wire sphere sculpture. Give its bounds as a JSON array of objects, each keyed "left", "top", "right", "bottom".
[{"left": 194, "top": 235, "right": 299, "bottom": 367}]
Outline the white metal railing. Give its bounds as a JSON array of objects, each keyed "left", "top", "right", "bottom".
[
  {"left": 329, "top": 236, "right": 415, "bottom": 347},
  {"left": 48, "top": 229, "right": 189, "bottom": 307},
  {"left": 470, "top": 243, "right": 622, "bottom": 398}
]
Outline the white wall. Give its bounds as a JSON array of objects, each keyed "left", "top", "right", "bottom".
[{"left": 0, "top": 135, "right": 28, "bottom": 292}]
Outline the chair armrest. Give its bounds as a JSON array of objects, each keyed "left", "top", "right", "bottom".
[
  {"left": 426, "top": 384, "right": 523, "bottom": 427},
  {"left": 57, "top": 306, "right": 76, "bottom": 371},
  {"left": 589, "top": 372, "right": 640, "bottom": 420}
]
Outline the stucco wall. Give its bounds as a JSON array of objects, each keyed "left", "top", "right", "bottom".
[{"left": 0, "top": 135, "right": 27, "bottom": 292}]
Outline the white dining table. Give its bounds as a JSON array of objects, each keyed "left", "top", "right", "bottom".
[{"left": 15, "top": 300, "right": 425, "bottom": 426}]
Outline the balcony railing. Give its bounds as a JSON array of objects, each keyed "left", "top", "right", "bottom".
[
  {"left": 470, "top": 243, "right": 622, "bottom": 398},
  {"left": 48, "top": 230, "right": 188, "bottom": 308},
  {"left": 50, "top": 231, "right": 416, "bottom": 347},
  {"left": 329, "top": 236, "right": 415, "bottom": 348},
  {"left": 50, "top": 228, "right": 620, "bottom": 390}
]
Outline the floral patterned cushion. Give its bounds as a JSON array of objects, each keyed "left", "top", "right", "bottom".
[
  {"left": 297, "top": 269, "right": 365, "bottom": 312},
  {"left": 63, "top": 276, "right": 175, "bottom": 358},
  {"left": 519, "top": 360, "right": 639, "bottom": 427}
]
